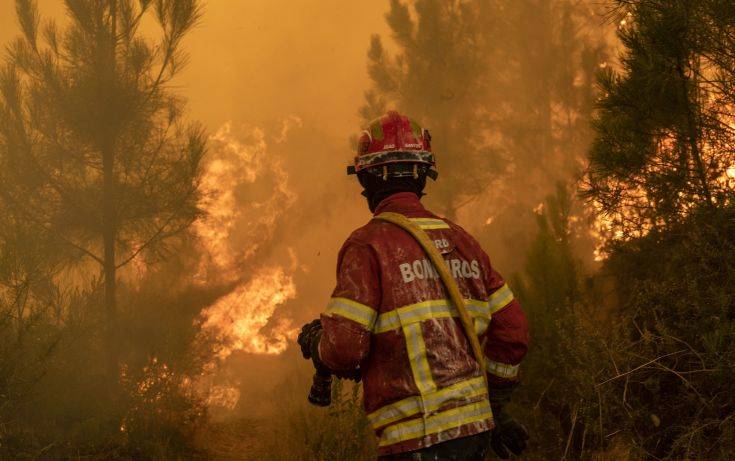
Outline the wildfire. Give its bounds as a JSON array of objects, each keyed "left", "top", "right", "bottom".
[
  {"left": 194, "top": 120, "right": 300, "bottom": 358},
  {"left": 194, "top": 121, "right": 297, "bottom": 276},
  {"left": 201, "top": 266, "right": 298, "bottom": 357}
]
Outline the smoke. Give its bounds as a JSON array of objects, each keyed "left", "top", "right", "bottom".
[{"left": 0, "top": 0, "right": 617, "bottom": 420}]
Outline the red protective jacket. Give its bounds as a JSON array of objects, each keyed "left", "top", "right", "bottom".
[{"left": 318, "top": 192, "right": 529, "bottom": 456}]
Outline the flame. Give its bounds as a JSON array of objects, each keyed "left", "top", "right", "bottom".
[
  {"left": 201, "top": 266, "right": 298, "bottom": 357},
  {"left": 194, "top": 121, "right": 297, "bottom": 277},
  {"left": 194, "top": 120, "right": 300, "bottom": 359}
]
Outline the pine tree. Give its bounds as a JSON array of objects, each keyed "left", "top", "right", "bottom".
[
  {"left": 478, "top": 0, "right": 607, "bottom": 272},
  {"left": 513, "top": 183, "right": 608, "bottom": 458},
  {"left": 586, "top": 0, "right": 735, "bottom": 239},
  {"left": 0, "top": 0, "right": 205, "bottom": 383},
  {"left": 361, "top": 0, "right": 503, "bottom": 220},
  {"left": 585, "top": 1, "right": 735, "bottom": 457},
  {"left": 362, "top": 0, "right": 608, "bottom": 274},
  {"left": 497, "top": 0, "right": 606, "bottom": 192}
]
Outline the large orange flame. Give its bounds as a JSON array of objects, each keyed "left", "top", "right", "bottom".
[
  {"left": 195, "top": 121, "right": 300, "bottom": 358},
  {"left": 201, "top": 266, "right": 297, "bottom": 357}
]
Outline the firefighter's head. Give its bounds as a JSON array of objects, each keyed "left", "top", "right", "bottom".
[{"left": 347, "top": 111, "right": 438, "bottom": 212}]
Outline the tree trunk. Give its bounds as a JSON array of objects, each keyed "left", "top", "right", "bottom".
[
  {"left": 538, "top": 0, "right": 553, "bottom": 172},
  {"left": 103, "top": 144, "right": 117, "bottom": 379},
  {"left": 679, "top": 62, "right": 714, "bottom": 208},
  {"left": 103, "top": 0, "right": 119, "bottom": 387},
  {"left": 677, "top": 4, "right": 714, "bottom": 208}
]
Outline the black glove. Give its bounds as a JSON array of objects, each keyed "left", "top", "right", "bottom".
[
  {"left": 297, "top": 319, "right": 329, "bottom": 373},
  {"left": 490, "top": 404, "right": 529, "bottom": 459},
  {"left": 297, "top": 319, "right": 362, "bottom": 382},
  {"left": 298, "top": 319, "right": 322, "bottom": 360}
]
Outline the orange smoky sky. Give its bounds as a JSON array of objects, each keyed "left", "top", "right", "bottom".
[{"left": 0, "top": 0, "right": 388, "bottom": 134}]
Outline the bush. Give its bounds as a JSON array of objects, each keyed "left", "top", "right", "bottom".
[
  {"left": 599, "top": 206, "right": 735, "bottom": 459},
  {"left": 514, "top": 192, "right": 735, "bottom": 459},
  {"left": 512, "top": 184, "right": 619, "bottom": 459}
]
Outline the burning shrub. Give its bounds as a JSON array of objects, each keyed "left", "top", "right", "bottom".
[{"left": 119, "top": 358, "right": 208, "bottom": 459}]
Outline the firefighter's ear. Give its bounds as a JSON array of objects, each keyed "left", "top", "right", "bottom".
[{"left": 427, "top": 169, "right": 438, "bottom": 181}]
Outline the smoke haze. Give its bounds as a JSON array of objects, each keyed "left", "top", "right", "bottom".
[{"left": 0, "top": 0, "right": 611, "bottom": 420}]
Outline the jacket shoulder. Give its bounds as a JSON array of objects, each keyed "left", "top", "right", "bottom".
[
  {"left": 442, "top": 218, "right": 491, "bottom": 258},
  {"left": 343, "top": 218, "right": 395, "bottom": 246}
]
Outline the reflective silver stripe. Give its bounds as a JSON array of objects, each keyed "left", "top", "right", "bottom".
[
  {"left": 486, "top": 358, "right": 520, "bottom": 379},
  {"left": 367, "top": 376, "right": 487, "bottom": 430},
  {"left": 464, "top": 299, "right": 490, "bottom": 335},
  {"left": 465, "top": 299, "right": 487, "bottom": 315},
  {"left": 378, "top": 399, "right": 493, "bottom": 447},
  {"left": 375, "top": 299, "right": 489, "bottom": 334},
  {"left": 404, "top": 323, "right": 435, "bottom": 394},
  {"left": 409, "top": 217, "right": 450, "bottom": 230},
  {"left": 374, "top": 310, "right": 402, "bottom": 333},
  {"left": 325, "top": 297, "right": 377, "bottom": 331},
  {"left": 488, "top": 283, "right": 514, "bottom": 314}
]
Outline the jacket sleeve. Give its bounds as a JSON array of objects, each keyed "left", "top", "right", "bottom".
[
  {"left": 479, "top": 263, "right": 529, "bottom": 386},
  {"left": 318, "top": 240, "right": 381, "bottom": 372}
]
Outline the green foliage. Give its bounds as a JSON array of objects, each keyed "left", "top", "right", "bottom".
[
  {"left": 587, "top": 0, "right": 735, "bottom": 237},
  {"left": 581, "top": 1, "right": 735, "bottom": 458},
  {"left": 599, "top": 206, "right": 735, "bottom": 459},
  {"left": 513, "top": 183, "right": 614, "bottom": 459}
]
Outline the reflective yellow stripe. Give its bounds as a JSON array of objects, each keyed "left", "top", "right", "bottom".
[
  {"left": 374, "top": 310, "right": 402, "bottom": 333},
  {"left": 367, "top": 376, "right": 487, "bottom": 430},
  {"left": 486, "top": 358, "right": 519, "bottom": 379},
  {"left": 325, "top": 297, "right": 377, "bottom": 331},
  {"left": 375, "top": 300, "right": 451, "bottom": 333},
  {"left": 488, "top": 283, "right": 514, "bottom": 314},
  {"left": 375, "top": 299, "right": 489, "bottom": 334},
  {"left": 378, "top": 399, "right": 493, "bottom": 447},
  {"left": 409, "top": 217, "right": 450, "bottom": 230},
  {"left": 404, "top": 323, "right": 435, "bottom": 394}
]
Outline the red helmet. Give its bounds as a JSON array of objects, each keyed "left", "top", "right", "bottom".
[{"left": 347, "top": 111, "right": 438, "bottom": 180}]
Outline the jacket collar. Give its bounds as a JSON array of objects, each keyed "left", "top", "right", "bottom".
[{"left": 373, "top": 192, "right": 427, "bottom": 216}]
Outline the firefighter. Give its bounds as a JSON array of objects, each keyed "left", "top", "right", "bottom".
[{"left": 298, "top": 111, "right": 530, "bottom": 460}]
